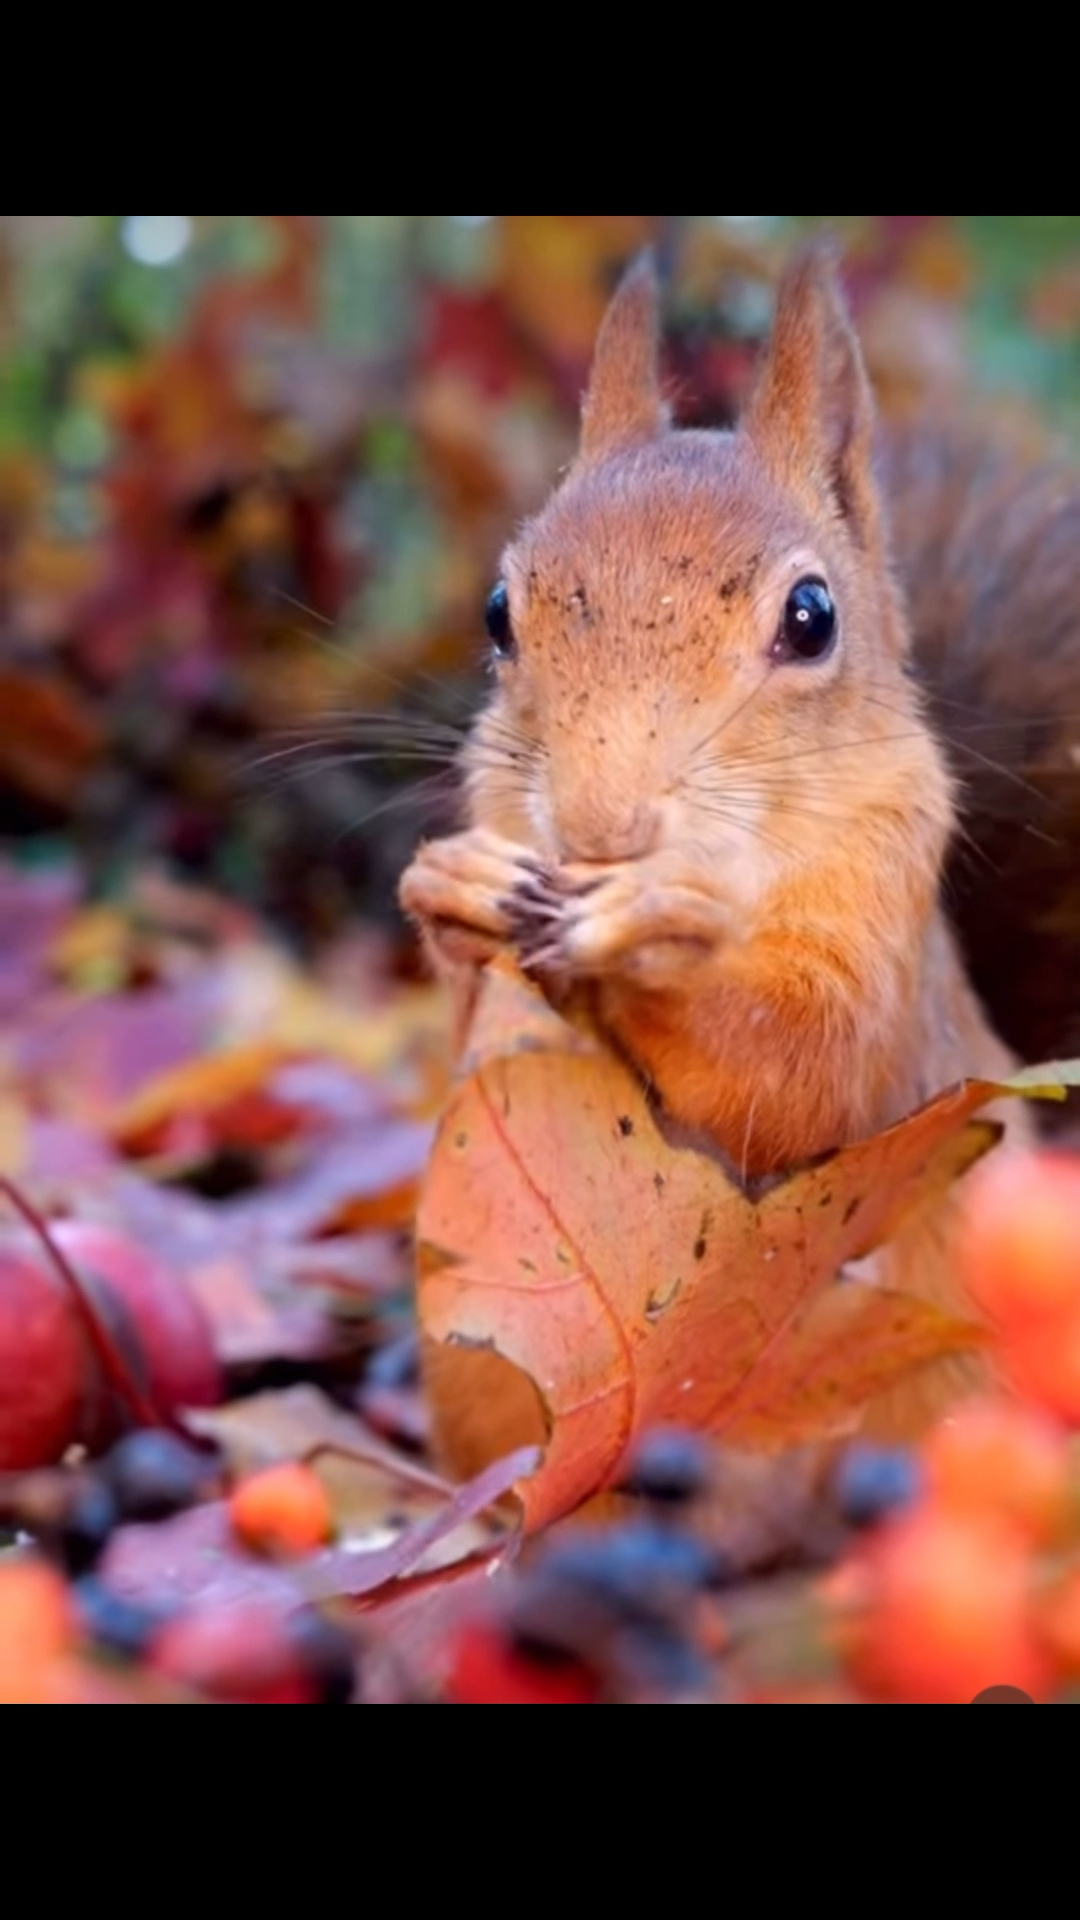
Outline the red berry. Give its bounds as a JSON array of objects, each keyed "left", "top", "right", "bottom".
[
  {"left": 150, "top": 1604, "right": 316, "bottom": 1705},
  {"left": 230, "top": 1464, "right": 334, "bottom": 1559},
  {"left": 0, "top": 1250, "right": 86, "bottom": 1469},
  {"left": 1004, "top": 1312, "right": 1080, "bottom": 1427},
  {"left": 1039, "top": 1570, "right": 1080, "bottom": 1679},
  {"left": 51, "top": 1224, "right": 222, "bottom": 1442},
  {"left": 847, "top": 1507, "right": 1049, "bottom": 1706},
  {"left": 959, "top": 1155, "right": 1080, "bottom": 1330},
  {"left": 447, "top": 1624, "right": 600, "bottom": 1707},
  {"left": 925, "top": 1400, "right": 1070, "bottom": 1544}
]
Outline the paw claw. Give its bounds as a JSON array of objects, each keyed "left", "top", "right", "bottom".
[{"left": 521, "top": 944, "right": 562, "bottom": 974}]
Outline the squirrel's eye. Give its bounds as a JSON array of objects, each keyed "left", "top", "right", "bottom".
[
  {"left": 485, "top": 583, "right": 517, "bottom": 662},
  {"left": 775, "top": 579, "right": 838, "bottom": 664}
]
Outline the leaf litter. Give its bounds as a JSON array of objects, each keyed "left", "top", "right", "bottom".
[{"left": 2, "top": 854, "right": 1080, "bottom": 1704}]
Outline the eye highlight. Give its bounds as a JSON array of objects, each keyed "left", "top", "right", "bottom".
[
  {"left": 772, "top": 579, "right": 838, "bottom": 665},
  {"left": 485, "top": 582, "right": 517, "bottom": 662}
]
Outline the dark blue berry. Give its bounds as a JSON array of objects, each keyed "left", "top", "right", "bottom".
[
  {"left": 75, "top": 1579, "right": 167, "bottom": 1662},
  {"left": 104, "top": 1431, "right": 216, "bottom": 1524},
  {"left": 50, "top": 1479, "right": 120, "bottom": 1578},
  {"left": 834, "top": 1446, "right": 922, "bottom": 1530},
  {"left": 620, "top": 1430, "right": 712, "bottom": 1507},
  {"left": 288, "top": 1611, "right": 359, "bottom": 1707}
]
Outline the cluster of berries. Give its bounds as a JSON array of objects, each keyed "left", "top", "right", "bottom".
[
  {"left": 831, "top": 1153, "right": 1080, "bottom": 1705},
  {"left": 0, "top": 1436, "right": 354, "bottom": 1705}
]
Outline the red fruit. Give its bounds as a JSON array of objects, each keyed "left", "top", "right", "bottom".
[
  {"left": 1040, "top": 1570, "right": 1080, "bottom": 1679},
  {"left": 925, "top": 1400, "right": 1070, "bottom": 1544},
  {"left": 51, "top": 1224, "right": 222, "bottom": 1442},
  {"left": 230, "top": 1464, "right": 334, "bottom": 1559},
  {"left": 847, "top": 1507, "right": 1049, "bottom": 1706},
  {"left": 150, "top": 1603, "right": 316, "bottom": 1705},
  {"left": 1004, "top": 1312, "right": 1080, "bottom": 1427},
  {"left": 0, "top": 1251, "right": 87, "bottom": 1469},
  {"left": 448, "top": 1624, "right": 600, "bottom": 1707},
  {"left": 959, "top": 1154, "right": 1080, "bottom": 1330}
]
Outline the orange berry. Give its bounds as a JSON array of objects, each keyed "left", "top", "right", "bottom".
[
  {"left": 0, "top": 1561, "right": 75, "bottom": 1706},
  {"left": 925, "top": 1399, "right": 1070, "bottom": 1544},
  {"left": 847, "top": 1507, "right": 1049, "bottom": 1705},
  {"left": 959, "top": 1154, "right": 1080, "bottom": 1330},
  {"left": 1004, "top": 1312, "right": 1080, "bottom": 1427},
  {"left": 230, "top": 1464, "right": 334, "bottom": 1559},
  {"left": 1039, "top": 1570, "right": 1080, "bottom": 1679}
]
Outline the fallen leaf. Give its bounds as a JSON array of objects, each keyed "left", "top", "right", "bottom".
[
  {"left": 187, "top": 1385, "right": 450, "bottom": 1493},
  {"left": 108, "top": 1041, "right": 299, "bottom": 1151},
  {"left": 302, "top": 1447, "right": 538, "bottom": 1603},
  {"left": 418, "top": 963, "right": 1063, "bottom": 1533},
  {"left": 103, "top": 1395, "right": 536, "bottom": 1618}
]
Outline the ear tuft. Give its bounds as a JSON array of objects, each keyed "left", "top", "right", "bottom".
[
  {"left": 579, "top": 252, "right": 668, "bottom": 464},
  {"left": 743, "top": 242, "right": 880, "bottom": 546}
]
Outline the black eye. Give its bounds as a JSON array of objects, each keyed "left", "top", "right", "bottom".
[
  {"left": 775, "top": 579, "right": 838, "bottom": 664},
  {"left": 485, "top": 583, "right": 517, "bottom": 661}
]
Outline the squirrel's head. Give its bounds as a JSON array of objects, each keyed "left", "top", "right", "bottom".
[{"left": 471, "top": 245, "right": 952, "bottom": 884}]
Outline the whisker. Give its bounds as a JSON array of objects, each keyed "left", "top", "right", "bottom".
[
  {"left": 688, "top": 670, "right": 774, "bottom": 768},
  {"left": 272, "top": 590, "right": 484, "bottom": 716},
  {"left": 701, "top": 731, "right": 934, "bottom": 775},
  {"left": 685, "top": 805, "right": 819, "bottom": 863},
  {"left": 244, "top": 738, "right": 462, "bottom": 775},
  {"left": 326, "top": 775, "right": 474, "bottom": 852},
  {"left": 863, "top": 694, "right": 1059, "bottom": 806}
]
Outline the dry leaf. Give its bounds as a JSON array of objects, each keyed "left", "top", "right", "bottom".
[
  {"left": 417, "top": 963, "right": 1064, "bottom": 1533},
  {"left": 108, "top": 1041, "right": 299, "bottom": 1150}
]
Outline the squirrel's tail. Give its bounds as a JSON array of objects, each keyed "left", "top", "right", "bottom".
[{"left": 883, "top": 419, "right": 1080, "bottom": 1081}]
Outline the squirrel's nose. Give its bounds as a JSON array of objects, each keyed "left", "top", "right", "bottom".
[{"left": 555, "top": 800, "right": 661, "bottom": 865}]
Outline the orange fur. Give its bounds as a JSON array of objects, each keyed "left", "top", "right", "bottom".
[{"left": 401, "top": 246, "right": 1033, "bottom": 1451}]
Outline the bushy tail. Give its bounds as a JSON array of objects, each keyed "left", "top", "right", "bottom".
[{"left": 883, "top": 418, "right": 1080, "bottom": 1077}]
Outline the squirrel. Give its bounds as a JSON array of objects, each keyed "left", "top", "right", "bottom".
[{"left": 400, "top": 243, "right": 1080, "bottom": 1457}]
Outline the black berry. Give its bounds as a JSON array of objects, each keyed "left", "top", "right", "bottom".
[
  {"left": 620, "top": 1430, "right": 712, "bottom": 1508},
  {"left": 104, "top": 1431, "right": 216, "bottom": 1524},
  {"left": 288, "top": 1611, "right": 359, "bottom": 1707},
  {"left": 834, "top": 1445, "right": 921, "bottom": 1530},
  {"left": 49, "top": 1478, "right": 120, "bottom": 1578},
  {"left": 74, "top": 1578, "right": 167, "bottom": 1662}
]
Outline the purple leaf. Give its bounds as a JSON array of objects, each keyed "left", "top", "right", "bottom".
[{"left": 303, "top": 1447, "right": 540, "bottom": 1602}]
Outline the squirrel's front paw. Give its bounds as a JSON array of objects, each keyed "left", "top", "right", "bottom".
[
  {"left": 510, "top": 857, "right": 731, "bottom": 986},
  {"left": 400, "top": 830, "right": 548, "bottom": 968}
]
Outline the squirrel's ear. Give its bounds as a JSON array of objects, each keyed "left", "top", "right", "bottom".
[
  {"left": 579, "top": 253, "right": 668, "bottom": 464},
  {"left": 743, "top": 244, "right": 880, "bottom": 546}
]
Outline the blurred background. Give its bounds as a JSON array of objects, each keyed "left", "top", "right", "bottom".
[{"left": 4, "top": 213, "right": 1080, "bottom": 961}]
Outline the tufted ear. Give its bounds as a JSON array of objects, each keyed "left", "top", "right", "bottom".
[
  {"left": 743, "top": 243, "right": 881, "bottom": 548},
  {"left": 579, "top": 253, "right": 668, "bottom": 464}
]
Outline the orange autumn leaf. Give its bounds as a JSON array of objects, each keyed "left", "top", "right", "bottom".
[
  {"left": 322, "top": 1182, "right": 422, "bottom": 1237},
  {"left": 417, "top": 963, "right": 1054, "bottom": 1534},
  {"left": 109, "top": 1041, "right": 298, "bottom": 1153}
]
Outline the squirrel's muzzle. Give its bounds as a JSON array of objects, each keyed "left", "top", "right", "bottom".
[{"left": 551, "top": 794, "right": 661, "bottom": 865}]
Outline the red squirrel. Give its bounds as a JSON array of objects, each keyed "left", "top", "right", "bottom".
[{"left": 401, "top": 245, "right": 1075, "bottom": 1452}]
